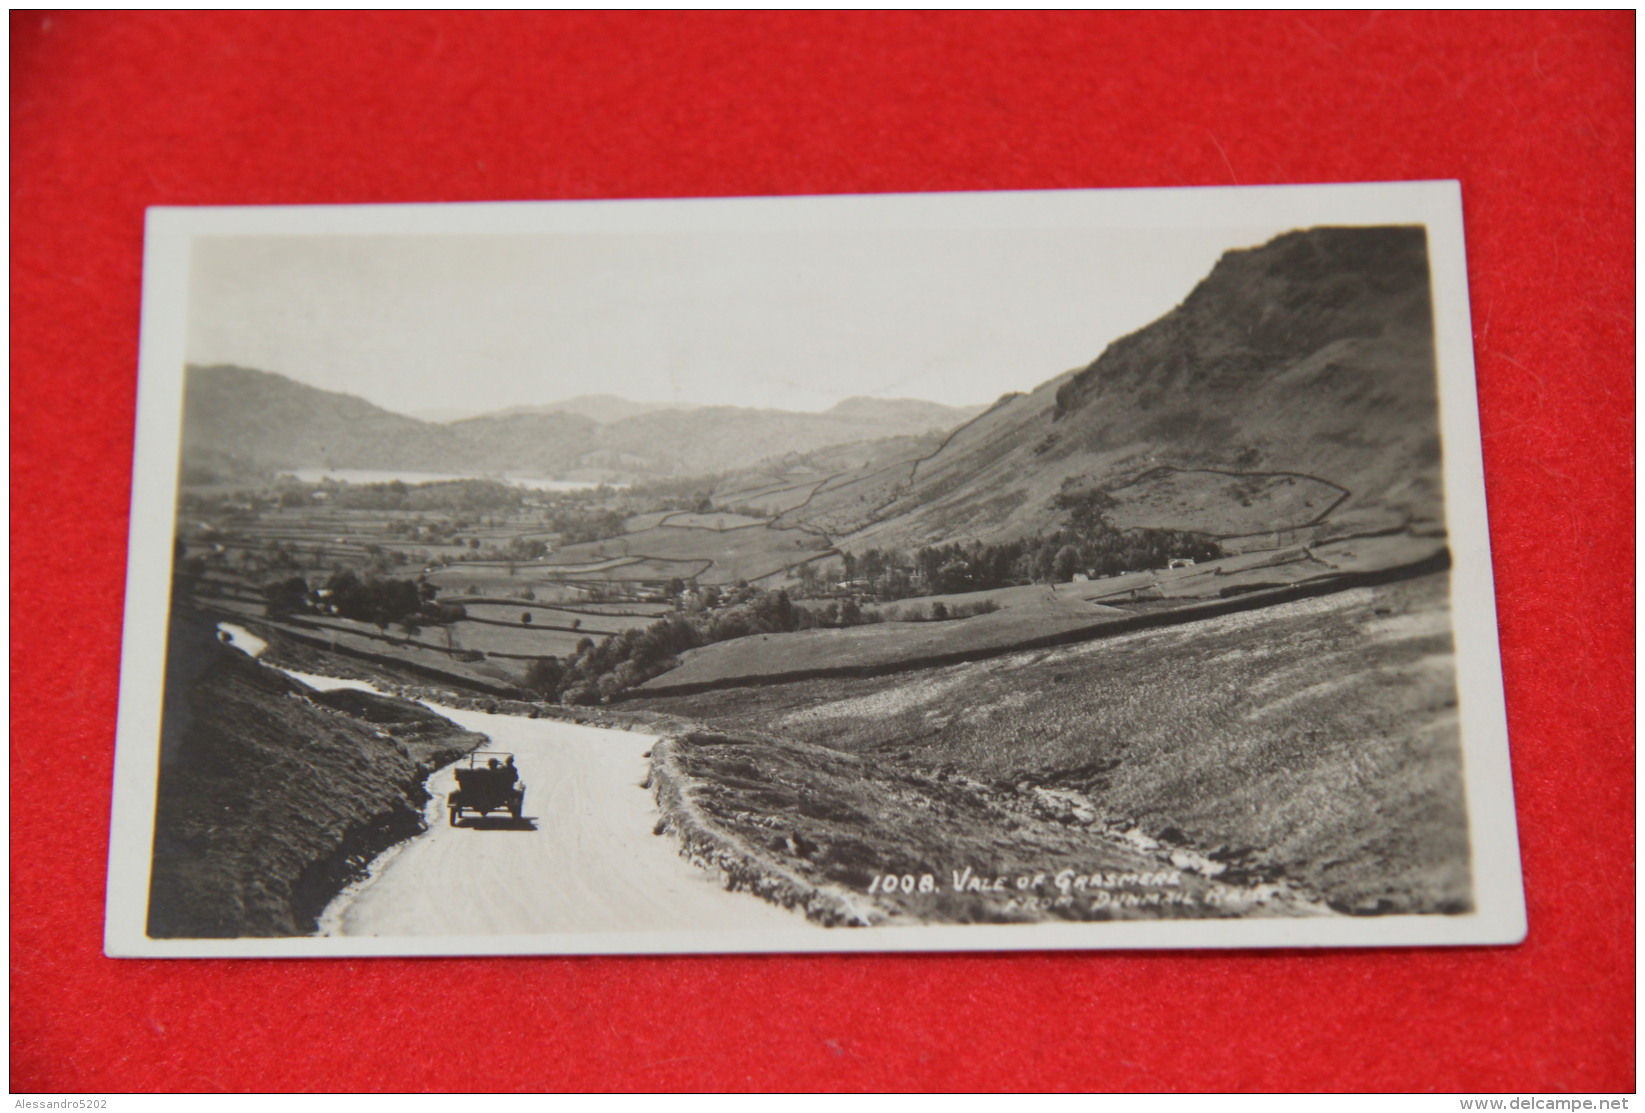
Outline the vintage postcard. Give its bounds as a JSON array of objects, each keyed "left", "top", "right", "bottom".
[{"left": 106, "top": 183, "right": 1526, "bottom": 956}]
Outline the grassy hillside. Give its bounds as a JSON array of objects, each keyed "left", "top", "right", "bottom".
[
  {"left": 635, "top": 537, "right": 1446, "bottom": 693},
  {"left": 542, "top": 521, "right": 833, "bottom": 586},
  {"left": 626, "top": 571, "right": 1469, "bottom": 920},
  {"left": 146, "top": 608, "right": 488, "bottom": 937}
]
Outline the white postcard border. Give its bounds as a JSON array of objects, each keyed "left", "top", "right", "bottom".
[{"left": 106, "top": 181, "right": 1527, "bottom": 958}]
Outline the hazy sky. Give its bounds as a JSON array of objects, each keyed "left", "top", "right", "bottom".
[{"left": 186, "top": 224, "right": 1292, "bottom": 415}]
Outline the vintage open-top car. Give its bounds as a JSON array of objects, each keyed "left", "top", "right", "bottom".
[{"left": 448, "top": 751, "right": 525, "bottom": 826}]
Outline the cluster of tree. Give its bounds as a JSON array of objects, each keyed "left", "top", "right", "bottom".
[
  {"left": 265, "top": 478, "right": 526, "bottom": 513},
  {"left": 381, "top": 517, "right": 465, "bottom": 546},
  {"left": 264, "top": 569, "right": 465, "bottom": 632},
  {"left": 621, "top": 475, "right": 719, "bottom": 506},
  {"left": 541, "top": 507, "right": 627, "bottom": 547},
  {"left": 439, "top": 535, "right": 554, "bottom": 564},
  {"left": 178, "top": 490, "right": 265, "bottom": 519},
  {"left": 348, "top": 479, "right": 527, "bottom": 513},
  {"left": 794, "top": 493, "right": 1221, "bottom": 601},
  {"left": 882, "top": 598, "right": 1001, "bottom": 622}
]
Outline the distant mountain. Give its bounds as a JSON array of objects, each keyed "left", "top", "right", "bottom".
[
  {"left": 824, "top": 396, "right": 983, "bottom": 427},
  {"left": 407, "top": 407, "right": 481, "bottom": 424},
  {"left": 587, "top": 401, "right": 981, "bottom": 478},
  {"left": 779, "top": 226, "right": 1443, "bottom": 550},
  {"left": 179, "top": 368, "right": 982, "bottom": 484},
  {"left": 182, "top": 365, "right": 466, "bottom": 474},
  {"left": 485, "top": 394, "right": 693, "bottom": 424}
]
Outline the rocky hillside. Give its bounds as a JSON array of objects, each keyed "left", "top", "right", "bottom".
[
  {"left": 146, "top": 608, "right": 487, "bottom": 937},
  {"left": 782, "top": 226, "right": 1441, "bottom": 551}
]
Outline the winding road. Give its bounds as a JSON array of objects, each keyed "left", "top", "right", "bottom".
[
  {"left": 217, "top": 626, "right": 806, "bottom": 937},
  {"left": 316, "top": 704, "right": 804, "bottom": 936}
]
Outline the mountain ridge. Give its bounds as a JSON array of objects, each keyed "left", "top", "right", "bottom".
[
  {"left": 767, "top": 225, "right": 1442, "bottom": 551},
  {"left": 180, "top": 365, "right": 983, "bottom": 483}
]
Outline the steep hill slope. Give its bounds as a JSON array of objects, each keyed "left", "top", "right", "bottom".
[
  {"left": 147, "top": 608, "right": 487, "bottom": 937},
  {"left": 783, "top": 226, "right": 1441, "bottom": 551}
]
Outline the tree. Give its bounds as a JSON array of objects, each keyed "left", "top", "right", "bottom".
[
  {"left": 264, "top": 575, "right": 310, "bottom": 617},
  {"left": 523, "top": 657, "right": 563, "bottom": 698},
  {"left": 1053, "top": 544, "right": 1083, "bottom": 583},
  {"left": 562, "top": 681, "right": 601, "bottom": 706},
  {"left": 796, "top": 561, "right": 820, "bottom": 596}
]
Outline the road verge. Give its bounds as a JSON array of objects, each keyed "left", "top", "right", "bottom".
[{"left": 648, "top": 734, "right": 883, "bottom": 927}]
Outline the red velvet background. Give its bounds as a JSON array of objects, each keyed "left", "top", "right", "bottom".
[{"left": 10, "top": 11, "right": 1634, "bottom": 1094}]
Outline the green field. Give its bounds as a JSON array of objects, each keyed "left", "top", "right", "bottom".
[
  {"left": 457, "top": 600, "right": 654, "bottom": 635},
  {"left": 545, "top": 523, "right": 832, "bottom": 585},
  {"left": 623, "top": 511, "right": 676, "bottom": 532},
  {"left": 251, "top": 615, "right": 534, "bottom": 689},
  {"left": 773, "top": 461, "right": 915, "bottom": 536},
  {"left": 646, "top": 593, "right": 1133, "bottom": 689},
  {"left": 571, "top": 601, "right": 676, "bottom": 618},
  {"left": 713, "top": 476, "right": 827, "bottom": 515},
  {"left": 445, "top": 621, "right": 592, "bottom": 659},
  {"left": 550, "top": 557, "right": 712, "bottom": 582},
  {"left": 657, "top": 511, "right": 768, "bottom": 531}
]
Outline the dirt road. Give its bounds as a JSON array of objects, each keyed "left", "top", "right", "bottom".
[
  {"left": 315, "top": 702, "right": 806, "bottom": 936},
  {"left": 202, "top": 627, "right": 806, "bottom": 936}
]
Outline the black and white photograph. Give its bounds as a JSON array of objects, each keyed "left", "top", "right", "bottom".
[{"left": 105, "top": 183, "right": 1525, "bottom": 956}]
